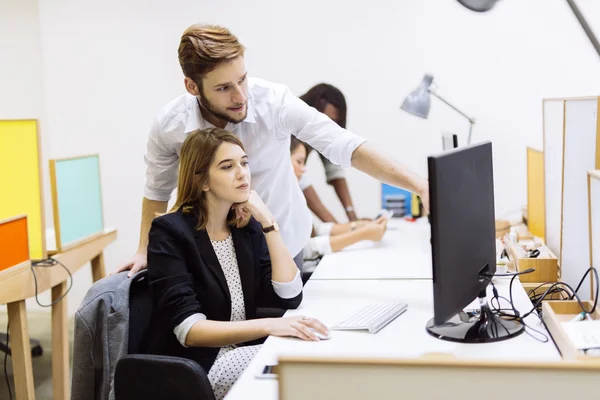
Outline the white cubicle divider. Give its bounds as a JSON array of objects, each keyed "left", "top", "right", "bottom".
[
  {"left": 543, "top": 99, "right": 565, "bottom": 261},
  {"left": 277, "top": 356, "right": 600, "bottom": 400},
  {"left": 590, "top": 171, "right": 600, "bottom": 299},
  {"left": 561, "top": 98, "right": 600, "bottom": 300}
]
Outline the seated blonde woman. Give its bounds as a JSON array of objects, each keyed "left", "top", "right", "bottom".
[
  {"left": 289, "top": 136, "right": 388, "bottom": 261},
  {"left": 145, "top": 128, "right": 328, "bottom": 400}
]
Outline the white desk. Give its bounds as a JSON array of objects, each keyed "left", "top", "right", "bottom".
[
  {"left": 310, "top": 218, "right": 432, "bottom": 280},
  {"left": 226, "top": 278, "right": 560, "bottom": 400}
]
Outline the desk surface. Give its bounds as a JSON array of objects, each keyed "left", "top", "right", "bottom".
[
  {"left": 0, "top": 228, "right": 117, "bottom": 304},
  {"left": 310, "top": 218, "right": 432, "bottom": 280},
  {"left": 46, "top": 226, "right": 116, "bottom": 253},
  {"left": 226, "top": 278, "right": 560, "bottom": 400}
]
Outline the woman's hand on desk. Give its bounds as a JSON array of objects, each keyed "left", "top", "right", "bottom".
[
  {"left": 265, "top": 316, "right": 329, "bottom": 341},
  {"left": 359, "top": 217, "right": 388, "bottom": 241}
]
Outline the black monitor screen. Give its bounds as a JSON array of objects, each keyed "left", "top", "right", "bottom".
[{"left": 428, "top": 141, "right": 496, "bottom": 326}]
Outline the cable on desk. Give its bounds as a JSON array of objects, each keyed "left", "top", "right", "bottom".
[
  {"left": 1, "top": 258, "right": 74, "bottom": 399},
  {"left": 527, "top": 284, "right": 571, "bottom": 314},
  {"left": 30, "top": 258, "right": 73, "bottom": 308},
  {"left": 4, "top": 321, "right": 11, "bottom": 400},
  {"left": 481, "top": 272, "right": 549, "bottom": 343},
  {"left": 570, "top": 267, "right": 599, "bottom": 313},
  {"left": 520, "top": 268, "right": 599, "bottom": 320},
  {"left": 488, "top": 267, "right": 600, "bottom": 344}
]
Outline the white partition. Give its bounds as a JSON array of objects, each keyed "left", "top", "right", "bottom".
[
  {"left": 561, "top": 98, "right": 600, "bottom": 299},
  {"left": 543, "top": 99, "right": 565, "bottom": 261},
  {"left": 278, "top": 356, "right": 600, "bottom": 400},
  {"left": 590, "top": 171, "right": 600, "bottom": 299}
]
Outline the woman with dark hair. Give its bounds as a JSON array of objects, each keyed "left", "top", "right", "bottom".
[
  {"left": 299, "top": 83, "right": 360, "bottom": 223},
  {"left": 290, "top": 136, "right": 388, "bottom": 261}
]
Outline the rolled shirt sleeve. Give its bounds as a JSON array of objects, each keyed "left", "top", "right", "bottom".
[
  {"left": 303, "top": 236, "right": 333, "bottom": 260},
  {"left": 271, "top": 269, "right": 303, "bottom": 299},
  {"left": 314, "top": 222, "right": 334, "bottom": 237},
  {"left": 143, "top": 119, "right": 180, "bottom": 202},
  {"left": 320, "top": 154, "right": 347, "bottom": 183},
  {"left": 173, "top": 313, "right": 207, "bottom": 347},
  {"left": 298, "top": 173, "right": 312, "bottom": 191},
  {"left": 276, "top": 87, "right": 366, "bottom": 168}
]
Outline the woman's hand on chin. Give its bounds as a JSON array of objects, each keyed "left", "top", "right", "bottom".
[{"left": 232, "top": 190, "right": 274, "bottom": 227}]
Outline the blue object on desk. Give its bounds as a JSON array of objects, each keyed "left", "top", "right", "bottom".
[{"left": 381, "top": 184, "right": 411, "bottom": 218}]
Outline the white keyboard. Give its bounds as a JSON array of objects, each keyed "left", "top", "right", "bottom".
[{"left": 332, "top": 303, "right": 408, "bottom": 334}]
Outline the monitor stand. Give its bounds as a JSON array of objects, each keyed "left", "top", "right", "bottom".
[{"left": 426, "top": 289, "right": 525, "bottom": 343}]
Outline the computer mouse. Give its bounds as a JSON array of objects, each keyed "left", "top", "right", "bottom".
[{"left": 310, "top": 328, "right": 331, "bottom": 340}]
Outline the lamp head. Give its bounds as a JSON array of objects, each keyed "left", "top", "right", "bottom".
[
  {"left": 400, "top": 74, "right": 434, "bottom": 119},
  {"left": 457, "top": 0, "right": 499, "bottom": 12}
]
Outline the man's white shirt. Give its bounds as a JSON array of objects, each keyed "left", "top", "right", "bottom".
[{"left": 144, "top": 77, "right": 366, "bottom": 256}]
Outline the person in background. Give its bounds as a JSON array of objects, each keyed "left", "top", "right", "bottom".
[
  {"left": 299, "top": 83, "right": 360, "bottom": 223},
  {"left": 290, "top": 136, "right": 387, "bottom": 261},
  {"left": 145, "top": 128, "right": 328, "bottom": 400}
]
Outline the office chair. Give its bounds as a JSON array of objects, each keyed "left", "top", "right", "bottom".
[
  {"left": 114, "top": 271, "right": 216, "bottom": 400},
  {"left": 115, "top": 354, "right": 215, "bottom": 400},
  {"left": 114, "top": 270, "right": 284, "bottom": 399},
  {"left": 0, "top": 334, "right": 44, "bottom": 357}
]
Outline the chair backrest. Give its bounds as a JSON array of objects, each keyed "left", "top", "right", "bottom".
[
  {"left": 114, "top": 354, "right": 216, "bottom": 400},
  {"left": 116, "top": 271, "right": 216, "bottom": 400},
  {"left": 127, "top": 271, "right": 154, "bottom": 354}
]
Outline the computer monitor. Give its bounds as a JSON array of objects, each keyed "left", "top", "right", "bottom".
[
  {"left": 442, "top": 134, "right": 458, "bottom": 150},
  {"left": 426, "top": 141, "right": 524, "bottom": 343}
]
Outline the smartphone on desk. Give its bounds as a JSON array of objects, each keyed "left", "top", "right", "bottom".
[
  {"left": 255, "top": 364, "right": 278, "bottom": 380},
  {"left": 375, "top": 209, "right": 394, "bottom": 220}
]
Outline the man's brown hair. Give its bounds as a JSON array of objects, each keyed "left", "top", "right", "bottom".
[{"left": 178, "top": 24, "right": 245, "bottom": 86}]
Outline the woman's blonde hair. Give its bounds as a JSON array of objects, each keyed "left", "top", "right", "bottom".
[{"left": 171, "top": 127, "right": 250, "bottom": 230}]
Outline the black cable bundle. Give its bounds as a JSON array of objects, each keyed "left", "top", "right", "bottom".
[{"left": 483, "top": 267, "right": 599, "bottom": 343}]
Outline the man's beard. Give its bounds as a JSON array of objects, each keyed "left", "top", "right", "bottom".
[{"left": 199, "top": 92, "right": 247, "bottom": 125}]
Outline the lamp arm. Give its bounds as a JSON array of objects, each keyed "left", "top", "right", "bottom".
[
  {"left": 566, "top": 0, "right": 600, "bottom": 61},
  {"left": 428, "top": 89, "right": 475, "bottom": 124}
]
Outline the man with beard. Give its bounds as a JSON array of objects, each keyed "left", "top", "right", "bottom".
[{"left": 116, "top": 24, "right": 429, "bottom": 276}]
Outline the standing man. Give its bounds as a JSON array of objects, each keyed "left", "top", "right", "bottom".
[{"left": 115, "top": 24, "right": 428, "bottom": 277}]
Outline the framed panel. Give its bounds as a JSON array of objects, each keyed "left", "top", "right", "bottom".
[
  {"left": 526, "top": 147, "right": 545, "bottom": 239},
  {"left": 49, "top": 154, "right": 104, "bottom": 251},
  {"left": 0, "top": 120, "right": 46, "bottom": 260},
  {"left": 0, "top": 215, "right": 29, "bottom": 273},
  {"left": 589, "top": 171, "right": 600, "bottom": 299},
  {"left": 561, "top": 98, "right": 600, "bottom": 299},
  {"left": 543, "top": 99, "right": 565, "bottom": 261}
]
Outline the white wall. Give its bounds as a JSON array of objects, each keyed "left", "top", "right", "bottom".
[
  {"left": 0, "top": 0, "right": 43, "bottom": 119},
  {"left": 0, "top": 0, "right": 56, "bottom": 312},
  {"left": 3, "top": 0, "right": 600, "bottom": 314}
]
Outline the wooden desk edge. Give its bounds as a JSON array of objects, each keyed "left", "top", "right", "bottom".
[
  {"left": 0, "top": 229, "right": 117, "bottom": 304},
  {"left": 47, "top": 227, "right": 117, "bottom": 256},
  {"left": 277, "top": 355, "right": 600, "bottom": 370}
]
